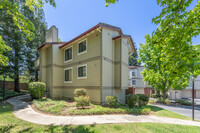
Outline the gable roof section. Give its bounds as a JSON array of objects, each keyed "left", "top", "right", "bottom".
[
  {"left": 112, "top": 35, "right": 136, "bottom": 52},
  {"left": 59, "top": 23, "right": 123, "bottom": 49},
  {"left": 38, "top": 42, "right": 66, "bottom": 50}
]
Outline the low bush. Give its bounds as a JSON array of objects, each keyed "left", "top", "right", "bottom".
[
  {"left": 74, "top": 96, "right": 90, "bottom": 108},
  {"left": 29, "top": 82, "right": 45, "bottom": 99},
  {"left": 136, "top": 94, "right": 149, "bottom": 106},
  {"left": 156, "top": 97, "right": 165, "bottom": 104},
  {"left": 74, "top": 88, "right": 87, "bottom": 97},
  {"left": 105, "top": 96, "right": 118, "bottom": 107},
  {"left": 176, "top": 99, "right": 192, "bottom": 106},
  {"left": 164, "top": 98, "right": 171, "bottom": 105},
  {"left": 152, "top": 94, "right": 162, "bottom": 99},
  {"left": 126, "top": 94, "right": 139, "bottom": 108},
  {"left": 148, "top": 99, "right": 156, "bottom": 104}
]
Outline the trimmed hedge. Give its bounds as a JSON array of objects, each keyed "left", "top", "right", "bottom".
[
  {"left": 74, "top": 88, "right": 87, "bottom": 97},
  {"left": 136, "top": 94, "right": 149, "bottom": 106},
  {"left": 29, "top": 82, "right": 45, "bottom": 99},
  {"left": 74, "top": 88, "right": 90, "bottom": 109},
  {"left": 126, "top": 94, "right": 139, "bottom": 108},
  {"left": 105, "top": 96, "right": 118, "bottom": 107}
]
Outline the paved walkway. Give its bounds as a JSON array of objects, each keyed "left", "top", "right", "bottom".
[
  {"left": 6, "top": 95, "right": 200, "bottom": 126},
  {"left": 154, "top": 104, "right": 200, "bottom": 120}
]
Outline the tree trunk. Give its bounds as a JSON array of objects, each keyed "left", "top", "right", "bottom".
[
  {"left": 162, "top": 89, "right": 167, "bottom": 100},
  {"left": 14, "top": 49, "right": 20, "bottom": 92}
]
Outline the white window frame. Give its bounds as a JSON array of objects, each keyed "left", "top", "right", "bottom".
[
  {"left": 132, "top": 69, "right": 137, "bottom": 77},
  {"left": 132, "top": 79, "right": 137, "bottom": 86},
  {"left": 77, "top": 38, "right": 87, "bottom": 55},
  {"left": 64, "top": 46, "right": 73, "bottom": 63},
  {"left": 77, "top": 64, "right": 87, "bottom": 79},
  {"left": 64, "top": 67, "right": 73, "bottom": 83}
]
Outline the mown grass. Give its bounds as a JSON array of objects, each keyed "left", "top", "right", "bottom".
[
  {"left": 33, "top": 98, "right": 151, "bottom": 115},
  {"left": 0, "top": 103, "right": 200, "bottom": 133},
  {"left": 148, "top": 105, "right": 191, "bottom": 120}
]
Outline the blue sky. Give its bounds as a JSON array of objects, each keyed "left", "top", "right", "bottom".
[{"left": 44, "top": 0, "right": 199, "bottom": 49}]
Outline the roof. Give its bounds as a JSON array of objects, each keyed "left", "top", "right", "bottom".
[
  {"left": 128, "top": 66, "right": 144, "bottom": 69},
  {"left": 112, "top": 35, "right": 136, "bottom": 52},
  {"left": 59, "top": 23, "right": 135, "bottom": 52},
  {"left": 37, "top": 42, "right": 66, "bottom": 50}
]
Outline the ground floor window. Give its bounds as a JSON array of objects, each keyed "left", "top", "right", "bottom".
[
  {"left": 77, "top": 64, "right": 87, "bottom": 79},
  {"left": 64, "top": 68, "right": 72, "bottom": 83},
  {"left": 132, "top": 79, "right": 137, "bottom": 86}
]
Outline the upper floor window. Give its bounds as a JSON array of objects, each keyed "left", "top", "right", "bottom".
[
  {"left": 64, "top": 68, "right": 72, "bottom": 83},
  {"left": 78, "top": 39, "right": 87, "bottom": 55},
  {"left": 77, "top": 64, "right": 87, "bottom": 79},
  {"left": 132, "top": 79, "right": 137, "bottom": 86},
  {"left": 132, "top": 69, "right": 137, "bottom": 77},
  {"left": 65, "top": 46, "right": 72, "bottom": 62}
]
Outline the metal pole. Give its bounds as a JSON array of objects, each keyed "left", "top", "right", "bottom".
[
  {"left": 3, "top": 75, "right": 5, "bottom": 101},
  {"left": 192, "top": 79, "right": 194, "bottom": 121}
]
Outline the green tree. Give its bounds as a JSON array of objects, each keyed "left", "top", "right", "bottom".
[{"left": 129, "top": 47, "right": 140, "bottom": 66}]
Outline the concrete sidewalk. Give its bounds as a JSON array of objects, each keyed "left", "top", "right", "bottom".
[{"left": 7, "top": 95, "right": 200, "bottom": 126}]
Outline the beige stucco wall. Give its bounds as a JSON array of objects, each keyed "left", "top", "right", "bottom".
[
  {"left": 135, "top": 88, "right": 144, "bottom": 94},
  {"left": 50, "top": 30, "right": 102, "bottom": 103}
]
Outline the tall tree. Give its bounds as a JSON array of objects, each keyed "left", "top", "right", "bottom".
[
  {"left": 129, "top": 47, "right": 140, "bottom": 66},
  {"left": 0, "top": 0, "right": 47, "bottom": 91}
]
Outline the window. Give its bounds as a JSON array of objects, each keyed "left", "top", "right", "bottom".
[
  {"left": 132, "top": 79, "right": 137, "bottom": 86},
  {"left": 78, "top": 39, "right": 87, "bottom": 55},
  {"left": 132, "top": 69, "right": 137, "bottom": 77},
  {"left": 65, "top": 47, "right": 72, "bottom": 62},
  {"left": 64, "top": 68, "right": 72, "bottom": 83},
  {"left": 77, "top": 65, "right": 87, "bottom": 79}
]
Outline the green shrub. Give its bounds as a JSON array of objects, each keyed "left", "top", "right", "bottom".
[
  {"left": 74, "top": 88, "right": 87, "bottom": 97},
  {"left": 148, "top": 99, "right": 156, "bottom": 104},
  {"left": 105, "top": 96, "right": 118, "bottom": 107},
  {"left": 176, "top": 99, "right": 192, "bottom": 106},
  {"left": 164, "top": 98, "right": 171, "bottom": 105},
  {"left": 74, "top": 96, "right": 90, "bottom": 108},
  {"left": 152, "top": 94, "right": 162, "bottom": 99},
  {"left": 156, "top": 97, "right": 165, "bottom": 104},
  {"left": 136, "top": 94, "right": 149, "bottom": 106},
  {"left": 126, "top": 94, "right": 139, "bottom": 108},
  {"left": 29, "top": 82, "right": 45, "bottom": 99},
  {"left": 140, "top": 107, "right": 151, "bottom": 115}
]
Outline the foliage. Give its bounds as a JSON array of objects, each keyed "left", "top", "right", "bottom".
[
  {"left": 136, "top": 94, "right": 149, "bottom": 106},
  {"left": 29, "top": 82, "right": 45, "bottom": 99},
  {"left": 148, "top": 99, "right": 156, "bottom": 104},
  {"left": 139, "top": 0, "right": 200, "bottom": 100},
  {"left": 74, "top": 88, "right": 87, "bottom": 97},
  {"left": 129, "top": 47, "right": 141, "bottom": 66},
  {"left": 74, "top": 88, "right": 90, "bottom": 109},
  {"left": 152, "top": 94, "right": 162, "bottom": 99},
  {"left": 33, "top": 98, "right": 68, "bottom": 115},
  {"left": 105, "top": 96, "right": 118, "bottom": 107},
  {"left": 74, "top": 96, "right": 90, "bottom": 109},
  {"left": 2, "top": 103, "right": 197, "bottom": 133},
  {"left": 176, "top": 99, "right": 192, "bottom": 106},
  {"left": 164, "top": 98, "right": 171, "bottom": 105},
  {"left": 0, "top": 89, "right": 23, "bottom": 101},
  {"left": 105, "top": 0, "right": 118, "bottom": 6},
  {"left": 125, "top": 94, "right": 139, "bottom": 108}
]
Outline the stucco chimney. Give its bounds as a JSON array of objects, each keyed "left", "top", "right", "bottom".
[{"left": 46, "top": 25, "right": 58, "bottom": 42}]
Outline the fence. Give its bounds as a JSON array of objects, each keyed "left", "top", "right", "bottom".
[{"left": 0, "top": 81, "right": 28, "bottom": 90}]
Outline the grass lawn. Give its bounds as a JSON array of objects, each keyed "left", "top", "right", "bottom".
[
  {"left": 33, "top": 99, "right": 151, "bottom": 115},
  {"left": 1, "top": 103, "right": 200, "bottom": 133},
  {"left": 148, "top": 105, "right": 191, "bottom": 120}
]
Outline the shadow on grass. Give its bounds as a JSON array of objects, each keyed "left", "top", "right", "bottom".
[
  {"left": 147, "top": 105, "right": 164, "bottom": 112},
  {"left": 44, "top": 124, "right": 96, "bottom": 133},
  {"left": 0, "top": 124, "right": 16, "bottom": 132}
]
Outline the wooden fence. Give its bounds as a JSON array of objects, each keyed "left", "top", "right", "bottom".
[{"left": 0, "top": 81, "right": 28, "bottom": 90}]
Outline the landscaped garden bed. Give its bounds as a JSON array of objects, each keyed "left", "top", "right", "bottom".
[
  {"left": 0, "top": 89, "right": 26, "bottom": 101},
  {"left": 32, "top": 98, "right": 151, "bottom": 116}
]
